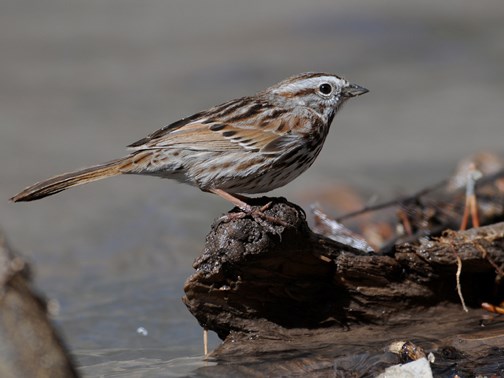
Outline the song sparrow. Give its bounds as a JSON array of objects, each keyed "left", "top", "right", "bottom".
[{"left": 11, "top": 72, "right": 368, "bottom": 216}]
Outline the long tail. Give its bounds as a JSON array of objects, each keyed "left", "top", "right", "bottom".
[{"left": 11, "top": 157, "right": 131, "bottom": 202}]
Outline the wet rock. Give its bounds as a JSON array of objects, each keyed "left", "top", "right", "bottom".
[
  {"left": 377, "top": 358, "right": 433, "bottom": 378},
  {"left": 0, "top": 233, "right": 78, "bottom": 378}
]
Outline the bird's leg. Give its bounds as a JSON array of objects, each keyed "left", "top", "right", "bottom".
[
  {"left": 210, "top": 188, "right": 259, "bottom": 212},
  {"left": 209, "top": 188, "right": 288, "bottom": 227}
]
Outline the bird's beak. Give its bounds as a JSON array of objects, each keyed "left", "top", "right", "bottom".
[{"left": 342, "top": 83, "right": 369, "bottom": 98}]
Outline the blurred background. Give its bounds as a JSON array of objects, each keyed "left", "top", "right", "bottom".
[{"left": 1, "top": 0, "right": 503, "bottom": 375}]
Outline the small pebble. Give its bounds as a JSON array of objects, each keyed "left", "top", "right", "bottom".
[{"left": 136, "top": 326, "right": 148, "bottom": 336}]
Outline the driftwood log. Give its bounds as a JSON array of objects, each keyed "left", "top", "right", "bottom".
[
  {"left": 183, "top": 163, "right": 504, "bottom": 375},
  {"left": 183, "top": 199, "right": 504, "bottom": 338}
]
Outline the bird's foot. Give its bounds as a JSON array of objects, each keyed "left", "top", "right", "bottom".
[
  {"left": 210, "top": 189, "right": 290, "bottom": 230},
  {"left": 219, "top": 201, "right": 290, "bottom": 230}
]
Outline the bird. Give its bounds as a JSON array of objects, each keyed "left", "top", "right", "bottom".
[{"left": 11, "top": 72, "right": 368, "bottom": 218}]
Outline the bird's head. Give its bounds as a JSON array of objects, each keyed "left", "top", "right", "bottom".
[{"left": 265, "top": 72, "right": 368, "bottom": 123}]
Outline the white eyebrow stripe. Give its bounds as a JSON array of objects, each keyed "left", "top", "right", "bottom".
[{"left": 273, "top": 76, "right": 348, "bottom": 95}]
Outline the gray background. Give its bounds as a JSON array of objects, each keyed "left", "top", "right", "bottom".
[{"left": 1, "top": 0, "right": 503, "bottom": 375}]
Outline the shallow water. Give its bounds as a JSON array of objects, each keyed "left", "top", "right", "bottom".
[{"left": 1, "top": 1, "right": 504, "bottom": 376}]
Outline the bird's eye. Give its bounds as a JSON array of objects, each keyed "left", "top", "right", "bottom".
[{"left": 318, "top": 83, "right": 333, "bottom": 95}]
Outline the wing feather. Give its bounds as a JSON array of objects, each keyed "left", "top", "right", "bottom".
[{"left": 128, "top": 101, "right": 303, "bottom": 154}]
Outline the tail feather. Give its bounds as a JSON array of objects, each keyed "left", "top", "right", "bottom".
[{"left": 11, "top": 157, "right": 129, "bottom": 202}]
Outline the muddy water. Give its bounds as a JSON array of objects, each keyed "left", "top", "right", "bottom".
[{"left": 1, "top": 1, "right": 504, "bottom": 376}]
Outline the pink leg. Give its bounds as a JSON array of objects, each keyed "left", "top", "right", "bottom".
[{"left": 209, "top": 189, "right": 254, "bottom": 212}]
